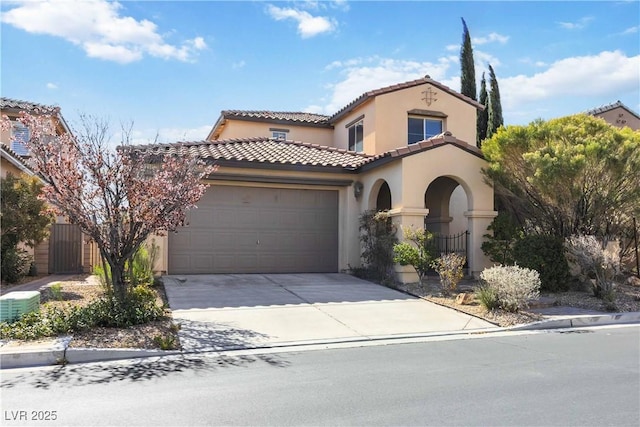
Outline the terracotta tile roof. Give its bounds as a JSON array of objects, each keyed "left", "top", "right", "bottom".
[
  {"left": 329, "top": 76, "right": 484, "bottom": 123},
  {"left": 137, "top": 137, "right": 373, "bottom": 170},
  {"left": 0, "top": 97, "right": 56, "bottom": 112},
  {"left": 0, "top": 143, "right": 34, "bottom": 174},
  {"left": 135, "top": 132, "right": 482, "bottom": 172},
  {"left": 221, "top": 110, "right": 331, "bottom": 125},
  {"left": 586, "top": 100, "right": 640, "bottom": 120}
]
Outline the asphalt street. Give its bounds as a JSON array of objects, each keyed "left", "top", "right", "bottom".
[{"left": 1, "top": 326, "right": 639, "bottom": 426}]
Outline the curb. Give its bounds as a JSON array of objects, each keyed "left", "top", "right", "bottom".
[
  {"left": 507, "top": 312, "right": 640, "bottom": 331},
  {"left": 2, "top": 312, "right": 639, "bottom": 369}
]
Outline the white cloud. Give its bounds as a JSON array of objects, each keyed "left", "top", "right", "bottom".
[
  {"left": 621, "top": 26, "right": 639, "bottom": 35},
  {"left": 472, "top": 32, "right": 509, "bottom": 45},
  {"left": 1, "top": 0, "right": 207, "bottom": 64},
  {"left": 558, "top": 16, "right": 594, "bottom": 30},
  {"left": 308, "top": 57, "right": 454, "bottom": 114},
  {"left": 46, "top": 82, "right": 58, "bottom": 90},
  {"left": 500, "top": 50, "right": 639, "bottom": 109},
  {"left": 266, "top": 4, "right": 336, "bottom": 38}
]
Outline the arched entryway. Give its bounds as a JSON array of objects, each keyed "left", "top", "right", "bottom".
[
  {"left": 368, "top": 179, "right": 392, "bottom": 211},
  {"left": 424, "top": 176, "right": 470, "bottom": 262},
  {"left": 424, "top": 176, "right": 469, "bottom": 235}
]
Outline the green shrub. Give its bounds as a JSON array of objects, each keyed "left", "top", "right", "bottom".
[
  {"left": 512, "top": 234, "right": 570, "bottom": 292},
  {"left": 358, "top": 210, "right": 398, "bottom": 283},
  {"left": 0, "top": 285, "right": 165, "bottom": 340},
  {"left": 1, "top": 247, "right": 32, "bottom": 284},
  {"left": 480, "top": 265, "right": 541, "bottom": 312},
  {"left": 49, "top": 282, "right": 63, "bottom": 301},
  {"left": 431, "top": 253, "right": 466, "bottom": 295},
  {"left": 476, "top": 285, "right": 500, "bottom": 311},
  {"left": 481, "top": 212, "right": 523, "bottom": 265},
  {"left": 393, "top": 226, "right": 435, "bottom": 283},
  {"left": 128, "top": 242, "right": 159, "bottom": 287},
  {"left": 153, "top": 334, "right": 179, "bottom": 350}
]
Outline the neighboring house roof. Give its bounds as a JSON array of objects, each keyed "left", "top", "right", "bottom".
[
  {"left": 208, "top": 110, "right": 332, "bottom": 140},
  {"left": 329, "top": 76, "right": 485, "bottom": 123},
  {"left": 136, "top": 132, "right": 482, "bottom": 173},
  {"left": 0, "top": 142, "right": 34, "bottom": 175},
  {"left": 586, "top": 100, "right": 640, "bottom": 120},
  {"left": 0, "top": 97, "right": 72, "bottom": 135},
  {"left": 0, "top": 97, "right": 56, "bottom": 112}
]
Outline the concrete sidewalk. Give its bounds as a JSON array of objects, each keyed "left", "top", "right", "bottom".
[{"left": 2, "top": 273, "right": 639, "bottom": 369}]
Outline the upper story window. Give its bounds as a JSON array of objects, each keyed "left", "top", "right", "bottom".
[
  {"left": 348, "top": 120, "right": 363, "bottom": 152},
  {"left": 10, "top": 122, "right": 30, "bottom": 156},
  {"left": 270, "top": 127, "right": 289, "bottom": 140},
  {"left": 408, "top": 117, "right": 443, "bottom": 145}
]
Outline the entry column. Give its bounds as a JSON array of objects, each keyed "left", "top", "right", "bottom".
[
  {"left": 464, "top": 210, "right": 498, "bottom": 277},
  {"left": 388, "top": 207, "right": 430, "bottom": 284}
]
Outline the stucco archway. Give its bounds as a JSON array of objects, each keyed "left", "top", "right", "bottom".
[
  {"left": 368, "top": 179, "right": 392, "bottom": 211},
  {"left": 423, "top": 176, "right": 470, "bottom": 236}
]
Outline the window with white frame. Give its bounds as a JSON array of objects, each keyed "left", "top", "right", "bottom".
[
  {"left": 270, "top": 128, "right": 289, "bottom": 140},
  {"left": 407, "top": 117, "right": 443, "bottom": 144},
  {"left": 10, "top": 122, "right": 30, "bottom": 156},
  {"left": 348, "top": 120, "right": 363, "bottom": 152}
]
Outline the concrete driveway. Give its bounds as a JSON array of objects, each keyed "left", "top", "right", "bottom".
[{"left": 163, "top": 273, "right": 494, "bottom": 352}]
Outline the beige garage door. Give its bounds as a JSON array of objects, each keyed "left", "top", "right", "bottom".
[{"left": 169, "top": 185, "right": 339, "bottom": 274}]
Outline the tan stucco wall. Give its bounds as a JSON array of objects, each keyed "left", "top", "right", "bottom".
[
  {"left": 331, "top": 83, "right": 478, "bottom": 156},
  {"left": 214, "top": 119, "right": 334, "bottom": 145},
  {"left": 332, "top": 100, "right": 376, "bottom": 153},
  {"left": 594, "top": 107, "right": 640, "bottom": 130},
  {"left": 0, "top": 157, "right": 25, "bottom": 178},
  {"left": 375, "top": 84, "right": 478, "bottom": 152}
]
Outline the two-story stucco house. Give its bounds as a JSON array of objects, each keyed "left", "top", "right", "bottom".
[
  {"left": 586, "top": 101, "right": 640, "bottom": 131},
  {"left": 147, "top": 76, "right": 498, "bottom": 282},
  {"left": 1, "top": 98, "right": 98, "bottom": 275}
]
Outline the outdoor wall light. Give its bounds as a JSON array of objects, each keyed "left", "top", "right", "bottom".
[{"left": 353, "top": 181, "right": 364, "bottom": 200}]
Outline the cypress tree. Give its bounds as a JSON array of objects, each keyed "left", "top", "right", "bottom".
[
  {"left": 460, "top": 17, "right": 477, "bottom": 101},
  {"left": 487, "top": 64, "right": 503, "bottom": 138},
  {"left": 477, "top": 72, "right": 489, "bottom": 146}
]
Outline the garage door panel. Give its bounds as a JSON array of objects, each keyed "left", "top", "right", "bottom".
[{"left": 169, "top": 186, "right": 338, "bottom": 274}]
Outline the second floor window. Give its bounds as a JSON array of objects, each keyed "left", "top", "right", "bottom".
[
  {"left": 11, "top": 122, "right": 30, "bottom": 156},
  {"left": 348, "top": 120, "right": 363, "bottom": 152},
  {"left": 272, "top": 131, "right": 287, "bottom": 140},
  {"left": 408, "top": 117, "right": 442, "bottom": 144}
]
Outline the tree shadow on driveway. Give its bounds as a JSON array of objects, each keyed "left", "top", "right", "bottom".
[{"left": 176, "top": 319, "right": 271, "bottom": 352}]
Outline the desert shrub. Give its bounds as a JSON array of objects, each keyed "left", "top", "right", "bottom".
[
  {"left": 393, "top": 226, "right": 435, "bottom": 283},
  {"left": 565, "top": 235, "right": 620, "bottom": 299},
  {"left": 512, "top": 234, "right": 570, "bottom": 292},
  {"left": 431, "top": 253, "right": 466, "bottom": 295},
  {"left": 359, "top": 210, "right": 398, "bottom": 282},
  {"left": 479, "top": 265, "right": 541, "bottom": 312},
  {"left": 475, "top": 285, "right": 500, "bottom": 311},
  {"left": 49, "top": 282, "right": 63, "bottom": 301},
  {"left": 481, "top": 212, "right": 523, "bottom": 265},
  {"left": 153, "top": 334, "right": 179, "bottom": 350},
  {"left": 1, "top": 247, "right": 32, "bottom": 284}
]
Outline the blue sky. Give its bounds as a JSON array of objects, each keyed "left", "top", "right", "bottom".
[{"left": 1, "top": 0, "right": 639, "bottom": 144}]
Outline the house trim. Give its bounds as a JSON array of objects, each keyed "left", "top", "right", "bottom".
[{"left": 206, "top": 172, "right": 353, "bottom": 187}]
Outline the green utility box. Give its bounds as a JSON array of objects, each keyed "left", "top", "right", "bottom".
[{"left": 0, "top": 291, "right": 40, "bottom": 322}]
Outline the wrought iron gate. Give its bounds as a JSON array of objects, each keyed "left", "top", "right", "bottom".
[{"left": 426, "top": 230, "right": 469, "bottom": 267}]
